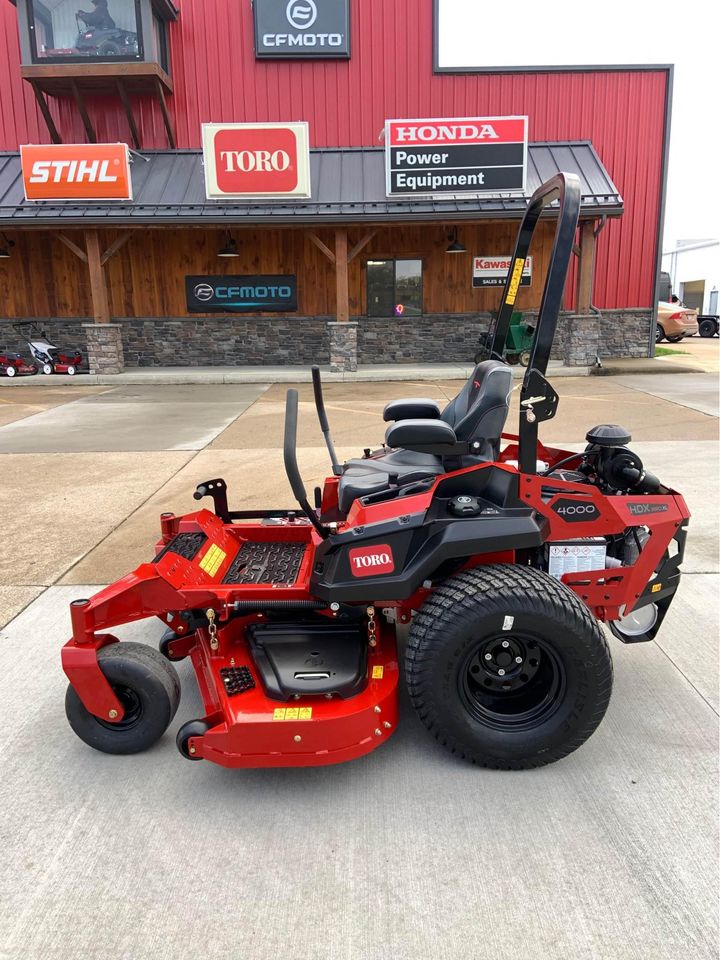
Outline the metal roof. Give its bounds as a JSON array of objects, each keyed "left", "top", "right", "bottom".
[{"left": 0, "top": 142, "right": 622, "bottom": 227}]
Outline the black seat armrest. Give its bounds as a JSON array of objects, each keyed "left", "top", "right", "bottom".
[
  {"left": 383, "top": 398, "right": 441, "bottom": 422},
  {"left": 385, "top": 418, "right": 459, "bottom": 455}
]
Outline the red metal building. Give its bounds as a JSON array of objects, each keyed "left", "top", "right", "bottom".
[{"left": 0, "top": 0, "right": 671, "bottom": 371}]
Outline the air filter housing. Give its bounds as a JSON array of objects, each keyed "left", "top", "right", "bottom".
[{"left": 585, "top": 424, "right": 632, "bottom": 447}]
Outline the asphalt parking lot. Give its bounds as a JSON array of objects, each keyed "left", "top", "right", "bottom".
[{"left": 0, "top": 368, "right": 718, "bottom": 960}]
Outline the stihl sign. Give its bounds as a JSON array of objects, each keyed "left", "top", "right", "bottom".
[
  {"left": 385, "top": 116, "right": 527, "bottom": 198},
  {"left": 348, "top": 545, "right": 395, "bottom": 578},
  {"left": 202, "top": 123, "right": 311, "bottom": 199},
  {"left": 20, "top": 143, "right": 132, "bottom": 201}
]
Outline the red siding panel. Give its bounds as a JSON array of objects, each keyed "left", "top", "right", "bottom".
[{"left": 0, "top": 0, "right": 667, "bottom": 308}]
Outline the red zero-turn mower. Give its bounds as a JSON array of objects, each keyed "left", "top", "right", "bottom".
[{"left": 62, "top": 174, "right": 691, "bottom": 770}]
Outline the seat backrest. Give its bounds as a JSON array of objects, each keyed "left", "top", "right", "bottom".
[{"left": 440, "top": 359, "right": 513, "bottom": 458}]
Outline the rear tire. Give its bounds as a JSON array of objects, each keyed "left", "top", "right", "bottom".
[
  {"left": 66, "top": 365, "right": 77, "bottom": 376},
  {"left": 655, "top": 324, "right": 665, "bottom": 343},
  {"left": 699, "top": 318, "right": 717, "bottom": 338},
  {"left": 405, "top": 565, "right": 613, "bottom": 769},
  {"left": 5, "top": 365, "right": 16, "bottom": 378},
  {"left": 65, "top": 642, "right": 181, "bottom": 755},
  {"left": 42, "top": 363, "right": 53, "bottom": 375}
]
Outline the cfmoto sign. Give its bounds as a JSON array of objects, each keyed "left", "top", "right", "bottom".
[
  {"left": 254, "top": 0, "right": 350, "bottom": 58},
  {"left": 186, "top": 276, "right": 298, "bottom": 313}
]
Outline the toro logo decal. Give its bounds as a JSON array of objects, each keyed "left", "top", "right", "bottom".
[
  {"left": 202, "top": 122, "right": 311, "bottom": 199},
  {"left": 348, "top": 544, "right": 395, "bottom": 578},
  {"left": 551, "top": 498, "right": 600, "bottom": 523}
]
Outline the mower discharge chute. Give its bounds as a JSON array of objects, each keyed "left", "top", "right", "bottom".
[{"left": 62, "top": 173, "right": 690, "bottom": 771}]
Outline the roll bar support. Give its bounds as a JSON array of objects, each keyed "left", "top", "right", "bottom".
[
  {"left": 489, "top": 173, "right": 582, "bottom": 475},
  {"left": 284, "top": 389, "right": 330, "bottom": 538}
]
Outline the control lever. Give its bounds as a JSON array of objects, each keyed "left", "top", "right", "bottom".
[
  {"left": 311, "top": 366, "right": 341, "bottom": 476},
  {"left": 193, "top": 478, "right": 231, "bottom": 522},
  {"left": 284, "top": 389, "right": 330, "bottom": 539}
]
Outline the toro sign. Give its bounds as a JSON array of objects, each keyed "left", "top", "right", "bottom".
[
  {"left": 385, "top": 116, "right": 527, "bottom": 198},
  {"left": 20, "top": 143, "right": 132, "bottom": 201},
  {"left": 202, "top": 122, "right": 311, "bottom": 199}
]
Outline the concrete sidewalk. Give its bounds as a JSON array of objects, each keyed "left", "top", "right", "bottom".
[{"left": 0, "top": 356, "right": 702, "bottom": 386}]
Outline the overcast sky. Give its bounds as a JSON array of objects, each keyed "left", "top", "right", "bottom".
[{"left": 437, "top": 0, "right": 719, "bottom": 252}]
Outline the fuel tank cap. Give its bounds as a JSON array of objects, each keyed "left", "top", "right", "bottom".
[{"left": 585, "top": 424, "right": 632, "bottom": 447}]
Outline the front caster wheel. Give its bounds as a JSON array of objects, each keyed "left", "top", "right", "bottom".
[
  {"left": 65, "top": 642, "right": 181, "bottom": 754},
  {"left": 405, "top": 565, "right": 613, "bottom": 769},
  {"left": 177, "top": 719, "right": 211, "bottom": 760},
  {"left": 159, "top": 629, "right": 188, "bottom": 661}
]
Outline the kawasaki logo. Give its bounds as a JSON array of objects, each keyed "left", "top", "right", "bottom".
[{"left": 348, "top": 545, "right": 395, "bottom": 578}]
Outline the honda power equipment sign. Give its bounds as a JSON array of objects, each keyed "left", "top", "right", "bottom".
[
  {"left": 202, "top": 122, "right": 311, "bottom": 199},
  {"left": 385, "top": 116, "right": 527, "bottom": 198},
  {"left": 254, "top": 0, "right": 350, "bottom": 58},
  {"left": 473, "top": 255, "right": 533, "bottom": 288},
  {"left": 20, "top": 143, "right": 132, "bottom": 201},
  {"left": 186, "top": 276, "right": 298, "bottom": 313}
]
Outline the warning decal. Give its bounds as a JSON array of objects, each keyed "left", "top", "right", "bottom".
[
  {"left": 199, "top": 543, "right": 227, "bottom": 577},
  {"left": 273, "top": 707, "right": 313, "bottom": 721},
  {"left": 371, "top": 665, "right": 384, "bottom": 679}
]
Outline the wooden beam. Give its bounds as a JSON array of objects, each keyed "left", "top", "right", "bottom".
[
  {"left": 116, "top": 79, "right": 141, "bottom": 150},
  {"left": 70, "top": 80, "right": 96, "bottom": 143},
  {"left": 154, "top": 77, "right": 176, "bottom": 149},
  {"left": 575, "top": 220, "right": 597, "bottom": 313},
  {"left": 347, "top": 229, "right": 377, "bottom": 263},
  {"left": 85, "top": 230, "right": 110, "bottom": 323},
  {"left": 29, "top": 80, "right": 62, "bottom": 144},
  {"left": 58, "top": 233, "right": 88, "bottom": 263},
  {"left": 335, "top": 228, "right": 349, "bottom": 323},
  {"left": 101, "top": 232, "right": 132, "bottom": 266},
  {"left": 307, "top": 231, "right": 336, "bottom": 264}
]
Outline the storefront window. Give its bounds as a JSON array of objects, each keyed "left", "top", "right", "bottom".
[
  {"left": 367, "top": 259, "right": 423, "bottom": 317},
  {"left": 28, "top": 0, "right": 142, "bottom": 61}
]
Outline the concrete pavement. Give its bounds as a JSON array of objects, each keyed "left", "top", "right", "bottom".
[{"left": 0, "top": 372, "right": 717, "bottom": 960}]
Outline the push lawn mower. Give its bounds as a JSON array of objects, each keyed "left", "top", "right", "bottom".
[
  {"left": 62, "top": 173, "right": 690, "bottom": 771},
  {"left": 0, "top": 348, "right": 36, "bottom": 377},
  {"left": 14, "top": 322, "right": 83, "bottom": 376},
  {"left": 474, "top": 310, "right": 535, "bottom": 366}
]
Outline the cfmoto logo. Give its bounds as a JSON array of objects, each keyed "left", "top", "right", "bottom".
[
  {"left": 193, "top": 283, "right": 214, "bottom": 302},
  {"left": 286, "top": 0, "right": 317, "bottom": 29}
]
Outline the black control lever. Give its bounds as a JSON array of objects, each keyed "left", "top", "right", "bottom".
[
  {"left": 193, "top": 478, "right": 231, "bottom": 522},
  {"left": 311, "top": 366, "right": 341, "bottom": 476},
  {"left": 284, "top": 389, "right": 330, "bottom": 539}
]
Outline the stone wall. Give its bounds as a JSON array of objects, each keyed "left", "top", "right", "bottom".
[
  {"left": 4, "top": 310, "right": 651, "bottom": 368},
  {"left": 121, "top": 317, "right": 329, "bottom": 367}
]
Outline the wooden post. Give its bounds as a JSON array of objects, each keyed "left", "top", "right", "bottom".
[
  {"left": 575, "top": 220, "right": 597, "bottom": 313},
  {"left": 335, "top": 228, "right": 349, "bottom": 322},
  {"left": 85, "top": 230, "right": 110, "bottom": 323}
]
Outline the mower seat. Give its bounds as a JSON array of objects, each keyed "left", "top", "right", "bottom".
[{"left": 338, "top": 360, "right": 513, "bottom": 513}]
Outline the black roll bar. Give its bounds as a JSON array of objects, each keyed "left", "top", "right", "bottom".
[
  {"left": 490, "top": 172, "right": 582, "bottom": 376},
  {"left": 311, "top": 365, "right": 341, "bottom": 475},
  {"left": 283, "top": 389, "right": 330, "bottom": 538}
]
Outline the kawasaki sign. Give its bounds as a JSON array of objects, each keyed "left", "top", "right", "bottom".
[
  {"left": 186, "top": 276, "right": 298, "bottom": 313},
  {"left": 254, "top": 0, "right": 350, "bottom": 58}
]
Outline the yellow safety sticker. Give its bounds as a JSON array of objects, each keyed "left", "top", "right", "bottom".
[
  {"left": 505, "top": 258, "right": 525, "bottom": 306},
  {"left": 651, "top": 582, "right": 662, "bottom": 593},
  {"left": 199, "top": 543, "right": 226, "bottom": 577},
  {"left": 372, "top": 665, "right": 384, "bottom": 679},
  {"left": 273, "top": 707, "right": 313, "bottom": 721}
]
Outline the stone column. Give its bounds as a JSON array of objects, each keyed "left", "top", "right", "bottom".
[
  {"left": 563, "top": 314, "right": 599, "bottom": 367},
  {"left": 328, "top": 321, "right": 358, "bottom": 373},
  {"left": 83, "top": 322, "right": 125, "bottom": 375}
]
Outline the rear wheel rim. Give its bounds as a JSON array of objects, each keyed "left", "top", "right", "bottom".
[
  {"left": 459, "top": 633, "right": 566, "bottom": 731},
  {"left": 96, "top": 685, "right": 143, "bottom": 731}
]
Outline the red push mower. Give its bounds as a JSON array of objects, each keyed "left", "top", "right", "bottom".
[
  {"left": 14, "top": 322, "right": 84, "bottom": 376},
  {"left": 62, "top": 174, "right": 690, "bottom": 771},
  {"left": 0, "top": 348, "right": 36, "bottom": 377}
]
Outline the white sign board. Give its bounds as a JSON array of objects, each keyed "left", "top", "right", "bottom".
[{"left": 473, "top": 255, "right": 533, "bottom": 288}]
